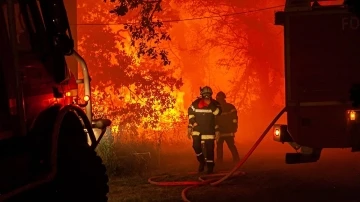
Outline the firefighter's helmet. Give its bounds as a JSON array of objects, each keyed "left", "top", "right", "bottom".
[
  {"left": 216, "top": 91, "right": 226, "bottom": 101},
  {"left": 200, "top": 86, "right": 213, "bottom": 98}
]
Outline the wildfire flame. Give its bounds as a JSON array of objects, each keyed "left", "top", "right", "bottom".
[
  {"left": 76, "top": 0, "right": 293, "bottom": 141},
  {"left": 142, "top": 91, "right": 185, "bottom": 130},
  {"left": 77, "top": 9, "right": 185, "bottom": 138}
]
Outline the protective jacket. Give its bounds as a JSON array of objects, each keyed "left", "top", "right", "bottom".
[
  {"left": 188, "top": 98, "right": 222, "bottom": 139},
  {"left": 216, "top": 102, "right": 238, "bottom": 135}
]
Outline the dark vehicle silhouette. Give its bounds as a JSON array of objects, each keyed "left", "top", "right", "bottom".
[
  {"left": 0, "top": 0, "right": 111, "bottom": 201},
  {"left": 273, "top": 0, "right": 360, "bottom": 164}
]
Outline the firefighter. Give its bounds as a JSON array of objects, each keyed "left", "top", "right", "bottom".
[
  {"left": 187, "top": 86, "right": 222, "bottom": 174},
  {"left": 215, "top": 91, "right": 240, "bottom": 163}
]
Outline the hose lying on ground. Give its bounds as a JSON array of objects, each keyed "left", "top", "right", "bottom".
[{"left": 148, "top": 107, "right": 287, "bottom": 202}]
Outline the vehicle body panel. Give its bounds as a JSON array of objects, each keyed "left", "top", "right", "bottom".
[
  {"left": 0, "top": 1, "right": 78, "bottom": 139},
  {"left": 281, "top": 8, "right": 360, "bottom": 148}
]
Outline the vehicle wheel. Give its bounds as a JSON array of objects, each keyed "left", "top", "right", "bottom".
[
  {"left": 5, "top": 112, "right": 109, "bottom": 202},
  {"left": 52, "top": 112, "right": 109, "bottom": 202}
]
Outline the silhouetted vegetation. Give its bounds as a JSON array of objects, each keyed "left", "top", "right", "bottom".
[{"left": 104, "top": 0, "right": 177, "bottom": 65}]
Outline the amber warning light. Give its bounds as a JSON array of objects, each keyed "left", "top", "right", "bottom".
[
  {"left": 84, "top": 95, "right": 90, "bottom": 102},
  {"left": 349, "top": 110, "right": 356, "bottom": 121},
  {"left": 274, "top": 128, "right": 280, "bottom": 136},
  {"left": 273, "top": 125, "right": 282, "bottom": 142},
  {"left": 64, "top": 89, "right": 78, "bottom": 105}
]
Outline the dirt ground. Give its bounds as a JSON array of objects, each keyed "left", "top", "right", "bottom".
[{"left": 108, "top": 136, "right": 360, "bottom": 202}]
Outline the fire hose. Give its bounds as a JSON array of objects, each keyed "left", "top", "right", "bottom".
[{"left": 148, "top": 107, "right": 286, "bottom": 202}]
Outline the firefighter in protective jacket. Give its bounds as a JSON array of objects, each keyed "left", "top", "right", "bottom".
[
  {"left": 215, "top": 91, "right": 240, "bottom": 163},
  {"left": 187, "top": 86, "right": 222, "bottom": 174}
]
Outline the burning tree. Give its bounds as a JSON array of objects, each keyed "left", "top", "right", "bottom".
[
  {"left": 78, "top": 0, "right": 184, "bottom": 141},
  {"left": 104, "top": 0, "right": 179, "bottom": 66}
]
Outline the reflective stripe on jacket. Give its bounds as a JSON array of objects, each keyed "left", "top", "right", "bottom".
[{"left": 188, "top": 98, "right": 222, "bottom": 135}]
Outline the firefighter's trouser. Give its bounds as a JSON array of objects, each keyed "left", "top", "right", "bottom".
[
  {"left": 192, "top": 135, "right": 215, "bottom": 167},
  {"left": 216, "top": 136, "right": 240, "bottom": 162}
]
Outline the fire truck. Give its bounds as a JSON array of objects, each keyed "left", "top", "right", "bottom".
[
  {"left": 0, "top": 0, "right": 111, "bottom": 201},
  {"left": 272, "top": 0, "right": 360, "bottom": 164}
]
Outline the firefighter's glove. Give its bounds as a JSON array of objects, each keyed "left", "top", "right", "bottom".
[
  {"left": 187, "top": 128, "right": 192, "bottom": 139},
  {"left": 215, "top": 131, "right": 220, "bottom": 142}
]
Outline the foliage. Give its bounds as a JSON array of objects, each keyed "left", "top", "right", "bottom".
[
  {"left": 96, "top": 120, "right": 189, "bottom": 177},
  {"left": 104, "top": 0, "right": 176, "bottom": 66},
  {"left": 96, "top": 129, "right": 159, "bottom": 176},
  {"left": 78, "top": 1, "right": 183, "bottom": 129},
  {"left": 89, "top": 44, "right": 183, "bottom": 128}
]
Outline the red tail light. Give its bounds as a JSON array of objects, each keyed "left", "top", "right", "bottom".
[{"left": 64, "top": 89, "right": 78, "bottom": 105}]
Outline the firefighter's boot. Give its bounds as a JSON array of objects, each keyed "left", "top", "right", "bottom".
[
  {"left": 206, "top": 162, "right": 214, "bottom": 174},
  {"left": 230, "top": 146, "right": 240, "bottom": 163},
  {"left": 197, "top": 154, "right": 206, "bottom": 173}
]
